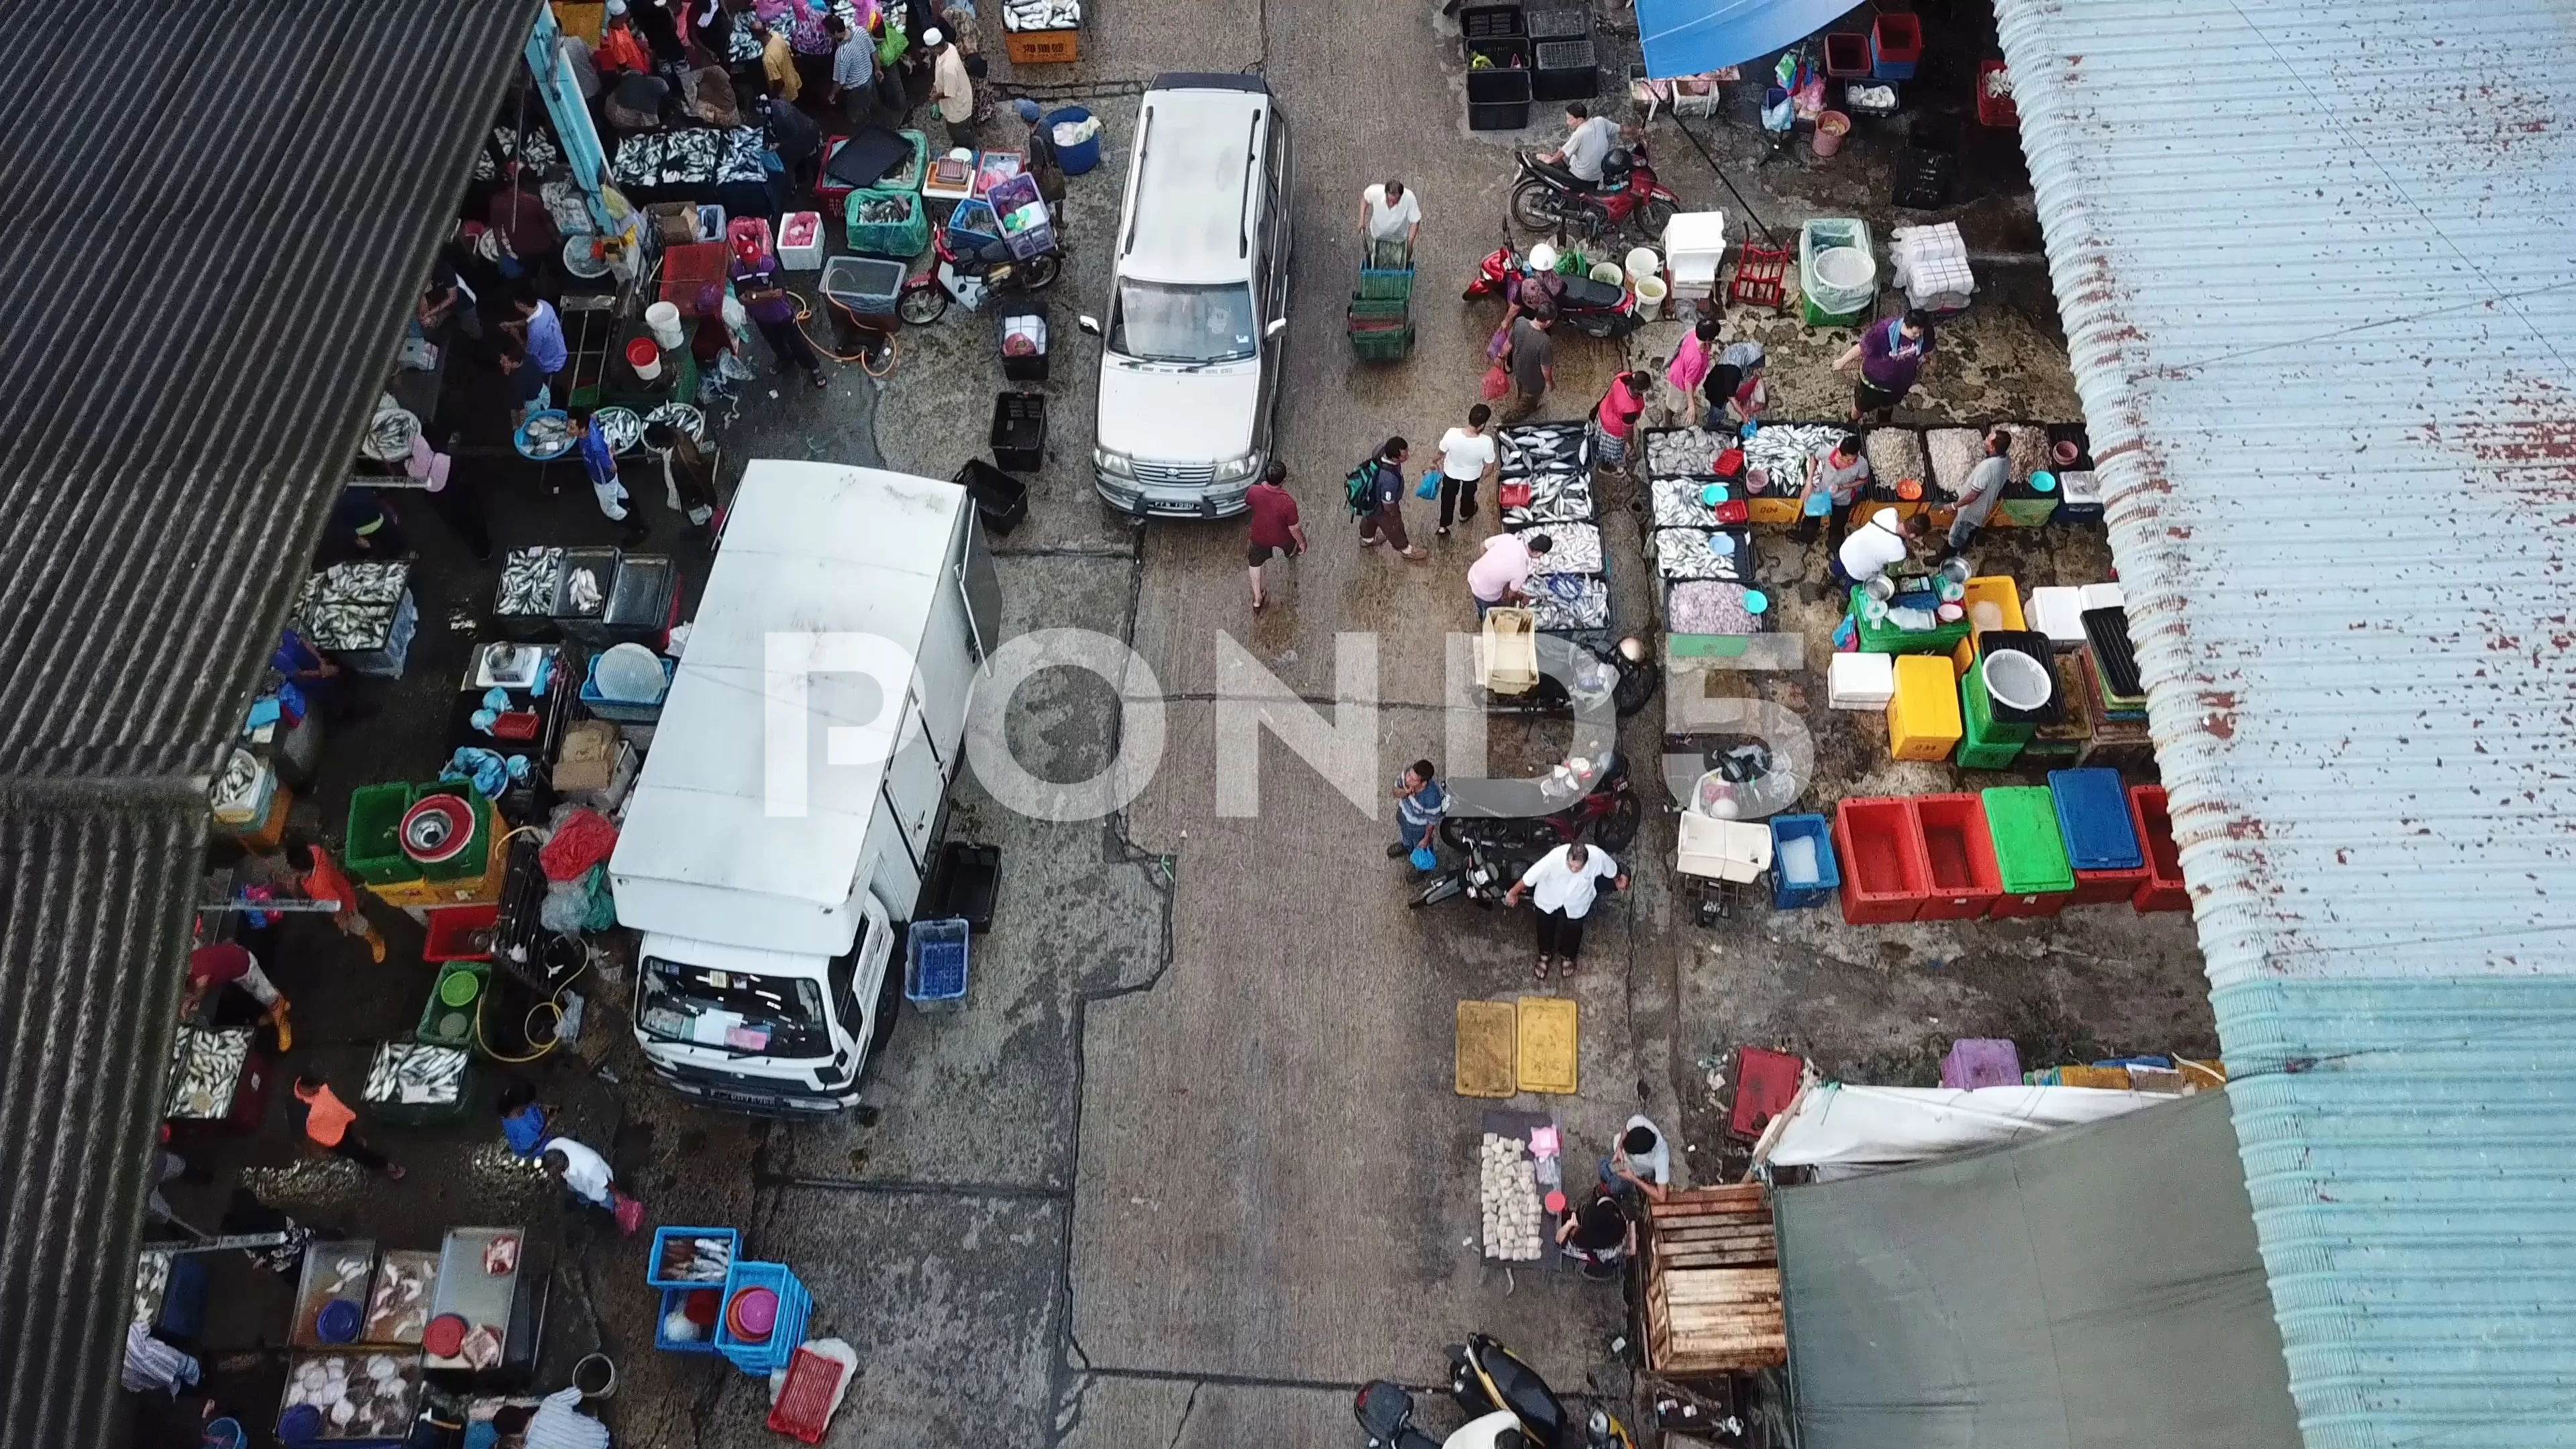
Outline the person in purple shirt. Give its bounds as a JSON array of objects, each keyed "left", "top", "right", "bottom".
[
  {"left": 1835, "top": 309, "right": 1935, "bottom": 423},
  {"left": 570, "top": 415, "right": 649, "bottom": 545},
  {"left": 507, "top": 294, "right": 570, "bottom": 386},
  {"left": 731, "top": 256, "right": 828, "bottom": 388}
]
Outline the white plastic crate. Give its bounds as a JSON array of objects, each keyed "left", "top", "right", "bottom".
[
  {"left": 1827, "top": 651, "right": 1896, "bottom": 710},
  {"left": 777, "top": 211, "right": 826, "bottom": 270},
  {"left": 2025, "top": 586, "right": 2089, "bottom": 647},
  {"left": 1664, "top": 211, "right": 1727, "bottom": 274},
  {"left": 2078, "top": 581, "right": 2125, "bottom": 611}
]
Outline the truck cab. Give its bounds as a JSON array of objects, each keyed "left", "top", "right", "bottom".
[{"left": 633, "top": 914, "right": 892, "bottom": 1113}]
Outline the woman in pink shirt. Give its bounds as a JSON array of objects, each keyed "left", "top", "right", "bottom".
[
  {"left": 1593, "top": 370, "right": 1650, "bottom": 474},
  {"left": 1662, "top": 317, "right": 1718, "bottom": 427}
]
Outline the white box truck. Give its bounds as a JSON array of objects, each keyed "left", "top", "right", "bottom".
[{"left": 609, "top": 461, "right": 1001, "bottom": 1114}]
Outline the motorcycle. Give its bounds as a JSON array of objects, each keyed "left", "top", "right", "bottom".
[
  {"left": 896, "top": 222, "right": 1063, "bottom": 326},
  {"left": 1354, "top": 1339, "right": 1633, "bottom": 1449},
  {"left": 1440, "top": 749, "right": 1641, "bottom": 856},
  {"left": 1509, "top": 148, "right": 1678, "bottom": 245},
  {"left": 1462, "top": 234, "right": 1642, "bottom": 342},
  {"left": 1409, "top": 835, "right": 1532, "bottom": 910}
]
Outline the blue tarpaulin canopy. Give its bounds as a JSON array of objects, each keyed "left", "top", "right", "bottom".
[{"left": 1637, "top": 0, "right": 1851, "bottom": 78}]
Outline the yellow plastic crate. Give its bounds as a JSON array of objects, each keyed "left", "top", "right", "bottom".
[
  {"left": 367, "top": 843, "right": 507, "bottom": 908},
  {"left": 1746, "top": 494, "right": 1801, "bottom": 527},
  {"left": 1887, "top": 654, "right": 1964, "bottom": 760},
  {"left": 1950, "top": 576, "right": 2028, "bottom": 672},
  {"left": 1516, "top": 996, "right": 1579, "bottom": 1095},
  {"left": 1456, "top": 1001, "right": 1518, "bottom": 1097}
]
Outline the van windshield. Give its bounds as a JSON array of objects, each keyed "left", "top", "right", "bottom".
[
  {"left": 1111, "top": 280, "right": 1258, "bottom": 363},
  {"left": 639, "top": 957, "right": 832, "bottom": 1059}
]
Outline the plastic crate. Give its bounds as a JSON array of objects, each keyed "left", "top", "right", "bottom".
[
  {"left": 819, "top": 255, "right": 907, "bottom": 317},
  {"left": 2129, "top": 785, "right": 2190, "bottom": 913},
  {"left": 767, "top": 1346, "right": 851, "bottom": 1442},
  {"left": 1892, "top": 148, "right": 1957, "bottom": 211},
  {"left": 422, "top": 904, "right": 499, "bottom": 962},
  {"left": 1834, "top": 796, "right": 1930, "bottom": 924},
  {"left": 1981, "top": 786, "right": 2074, "bottom": 913},
  {"left": 906, "top": 918, "right": 969, "bottom": 1008},
  {"left": 1525, "top": 4, "right": 1586, "bottom": 38},
  {"left": 580, "top": 652, "right": 676, "bottom": 724},
  {"left": 345, "top": 782, "right": 419, "bottom": 885},
  {"left": 1532, "top": 39, "right": 1598, "bottom": 102},
  {"left": 715, "top": 1261, "right": 812, "bottom": 1375},
  {"left": 1849, "top": 587, "right": 1970, "bottom": 655},
  {"left": 416, "top": 962, "right": 488, "bottom": 1050},
  {"left": 925, "top": 841, "right": 1002, "bottom": 930},
  {"left": 1002, "top": 26, "right": 1077, "bottom": 63},
  {"left": 1823, "top": 32, "right": 1870, "bottom": 76},
  {"left": 1466, "top": 36, "right": 1529, "bottom": 69},
  {"left": 1887, "top": 655, "right": 1962, "bottom": 760},
  {"left": 659, "top": 241, "right": 729, "bottom": 317},
  {"left": 1348, "top": 317, "right": 1416, "bottom": 362},
  {"left": 648, "top": 1226, "right": 743, "bottom": 1289},
  {"left": 1949, "top": 578, "right": 2028, "bottom": 671},
  {"left": 1912, "top": 794, "right": 2002, "bottom": 920},
  {"left": 1954, "top": 687, "right": 2027, "bottom": 770},
  {"left": 1798, "top": 217, "right": 1877, "bottom": 327},
  {"left": 1870, "top": 13, "right": 1921, "bottom": 78},
  {"left": 1466, "top": 68, "right": 1532, "bottom": 131},
  {"left": 654, "top": 1287, "right": 722, "bottom": 1354},
  {"left": 955, "top": 458, "right": 1028, "bottom": 537},
  {"left": 1767, "top": 814, "right": 1838, "bottom": 910},
  {"left": 989, "top": 392, "right": 1046, "bottom": 473},
  {"left": 1459, "top": 3, "right": 1523, "bottom": 37},
  {"left": 846, "top": 188, "right": 928, "bottom": 258},
  {"left": 1356, "top": 251, "right": 1415, "bottom": 301},
  {"left": 1843, "top": 78, "right": 1901, "bottom": 118},
  {"left": 2047, "top": 769, "right": 2143, "bottom": 871},
  {"left": 1977, "top": 60, "right": 2019, "bottom": 128}
]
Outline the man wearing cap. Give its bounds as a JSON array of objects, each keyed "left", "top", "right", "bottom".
[
  {"left": 1834, "top": 506, "right": 1919, "bottom": 592},
  {"left": 731, "top": 240, "right": 828, "bottom": 389},
  {"left": 926, "top": 28, "right": 975, "bottom": 150}
]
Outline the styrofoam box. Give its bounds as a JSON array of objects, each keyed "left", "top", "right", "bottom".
[
  {"left": 1664, "top": 211, "right": 1727, "bottom": 267},
  {"left": 2025, "top": 586, "right": 2088, "bottom": 645},
  {"left": 1827, "top": 651, "right": 1896, "bottom": 709},
  {"left": 2078, "top": 582, "right": 2125, "bottom": 611},
  {"left": 1669, "top": 256, "right": 1721, "bottom": 283},
  {"left": 777, "top": 211, "right": 826, "bottom": 270}
]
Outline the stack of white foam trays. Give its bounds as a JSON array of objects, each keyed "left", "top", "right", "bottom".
[{"left": 1480, "top": 1134, "right": 1546, "bottom": 1261}]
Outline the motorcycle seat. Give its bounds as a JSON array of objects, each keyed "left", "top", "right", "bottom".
[{"left": 1559, "top": 274, "right": 1626, "bottom": 310}]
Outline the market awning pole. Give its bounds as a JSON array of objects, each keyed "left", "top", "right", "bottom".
[{"left": 1671, "top": 114, "right": 1776, "bottom": 249}]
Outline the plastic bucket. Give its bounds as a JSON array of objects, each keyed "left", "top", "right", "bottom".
[
  {"left": 1812, "top": 111, "right": 1851, "bottom": 157},
  {"left": 644, "top": 301, "right": 685, "bottom": 349},
  {"left": 1623, "top": 246, "right": 1660, "bottom": 286},
  {"left": 573, "top": 1352, "right": 619, "bottom": 1401},
  {"left": 1985, "top": 651, "right": 2053, "bottom": 712},
  {"left": 1044, "top": 107, "right": 1100, "bottom": 175},
  {"left": 1813, "top": 246, "right": 1874, "bottom": 294},
  {"left": 1588, "top": 261, "right": 1624, "bottom": 286},
  {"left": 1633, "top": 275, "right": 1668, "bottom": 317},
  {"left": 203, "top": 1419, "right": 246, "bottom": 1449},
  {"left": 625, "top": 337, "right": 662, "bottom": 380},
  {"left": 437, "top": 967, "right": 482, "bottom": 1009}
]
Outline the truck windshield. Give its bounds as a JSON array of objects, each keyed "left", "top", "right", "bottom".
[
  {"left": 1110, "top": 280, "right": 1258, "bottom": 363},
  {"left": 639, "top": 957, "right": 832, "bottom": 1059}
]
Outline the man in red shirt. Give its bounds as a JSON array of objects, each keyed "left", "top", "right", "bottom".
[
  {"left": 186, "top": 943, "right": 293, "bottom": 1049},
  {"left": 1244, "top": 461, "right": 1307, "bottom": 612}
]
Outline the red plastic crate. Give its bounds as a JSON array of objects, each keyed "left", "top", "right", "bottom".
[
  {"left": 2129, "top": 784, "right": 2190, "bottom": 913},
  {"left": 765, "top": 1346, "right": 849, "bottom": 1444},
  {"left": 815, "top": 135, "right": 858, "bottom": 204},
  {"left": 659, "top": 241, "right": 729, "bottom": 317},
  {"left": 1976, "top": 61, "right": 2020, "bottom": 128},
  {"left": 1728, "top": 242, "right": 1791, "bottom": 311},
  {"left": 1730, "top": 1045, "right": 1804, "bottom": 1140},
  {"left": 1823, "top": 32, "right": 1871, "bottom": 77},
  {"left": 2070, "top": 864, "right": 2151, "bottom": 906},
  {"left": 1911, "top": 794, "right": 2001, "bottom": 921},
  {"left": 1987, "top": 888, "right": 2068, "bottom": 919},
  {"left": 422, "top": 903, "right": 499, "bottom": 961},
  {"left": 1871, "top": 13, "right": 1922, "bottom": 69},
  {"left": 1835, "top": 797, "right": 1932, "bottom": 924}
]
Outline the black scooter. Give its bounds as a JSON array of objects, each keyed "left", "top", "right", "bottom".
[
  {"left": 1409, "top": 835, "right": 1531, "bottom": 910},
  {"left": 1355, "top": 1337, "right": 1633, "bottom": 1449}
]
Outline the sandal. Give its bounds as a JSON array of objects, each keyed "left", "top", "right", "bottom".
[
  {"left": 1400, "top": 547, "right": 1430, "bottom": 561},
  {"left": 1534, "top": 956, "right": 1551, "bottom": 981},
  {"left": 1560, "top": 957, "right": 1578, "bottom": 977}
]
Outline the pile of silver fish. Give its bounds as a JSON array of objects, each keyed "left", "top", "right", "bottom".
[
  {"left": 209, "top": 749, "right": 263, "bottom": 816},
  {"left": 1863, "top": 427, "right": 1926, "bottom": 488},
  {"left": 496, "top": 549, "right": 562, "bottom": 616},
  {"left": 364, "top": 406, "right": 421, "bottom": 462},
  {"left": 1737, "top": 423, "right": 1847, "bottom": 492},
  {"left": 644, "top": 402, "right": 704, "bottom": 441},
  {"left": 364, "top": 1251, "right": 439, "bottom": 1344},
  {"left": 590, "top": 407, "right": 644, "bottom": 454},
  {"left": 284, "top": 1352, "right": 417, "bottom": 1438},
  {"left": 521, "top": 413, "right": 574, "bottom": 458},
  {"left": 364, "top": 1042, "right": 470, "bottom": 1106},
  {"left": 1650, "top": 478, "right": 1735, "bottom": 529},
  {"left": 656, "top": 1234, "right": 735, "bottom": 1283},
  {"left": 1666, "top": 580, "right": 1763, "bottom": 635},
  {"left": 1925, "top": 427, "right": 1989, "bottom": 496},
  {"left": 1002, "top": 0, "right": 1081, "bottom": 30},
  {"left": 1526, "top": 574, "right": 1610, "bottom": 632},
  {"left": 1642, "top": 427, "right": 1730, "bottom": 478},
  {"left": 167, "top": 1027, "right": 251, "bottom": 1118},
  {"left": 1497, "top": 423, "right": 1587, "bottom": 478},
  {"left": 300, "top": 562, "right": 410, "bottom": 651},
  {"left": 1526, "top": 523, "right": 1601, "bottom": 576},
  {"left": 562, "top": 568, "right": 606, "bottom": 616},
  {"left": 1654, "top": 529, "right": 1752, "bottom": 582},
  {"left": 1503, "top": 471, "right": 1593, "bottom": 528},
  {"left": 853, "top": 194, "right": 914, "bottom": 225}
]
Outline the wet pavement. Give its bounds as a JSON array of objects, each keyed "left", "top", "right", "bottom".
[{"left": 146, "top": 3, "right": 2217, "bottom": 1446}]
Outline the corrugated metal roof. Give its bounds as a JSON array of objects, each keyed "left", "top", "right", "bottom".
[
  {"left": 0, "top": 3, "right": 535, "bottom": 1444},
  {"left": 1996, "top": 2, "right": 2576, "bottom": 1445}
]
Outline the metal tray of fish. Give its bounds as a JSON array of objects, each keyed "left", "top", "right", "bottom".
[
  {"left": 1653, "top": 528, "right": 1752, "bottom": 582},
  {"left": 1526, "top": 573, "right": 1610, "bottom": 632},
  {"left": 1641, "top": 427, "right": 1732, "bottom": 480},
  {"left": 293, "top": 1239, "right": 380, "bottom": 1346},
  {"left": 1002, "top": 0, "right": 1082, "bottom": 30},
  {"left": 1666, "top": 580, "right": 1766, "bottom": 635},
  {"left": 590, "top": 406, "right": 645, "bottom": 455},
  {"left": 1650, "top": 478, "right": 1743, "bottom": 529},
  {"left": 1502, "top": 470, "right": 1594, "bottom": 529},
  {"left": 363, "top": 1251, "right": 441, "bottom": 1345},
  {"left": 1737, "top": 423, "right": 1849, "bottom": 494},
  {"left": 494, "top": 548, "right": 564, "bottom": 617},
  {"left": 1497, "top": 422, "right": 1588, "bottom": 479},
  {"left": 553, "top": 547, "right": 619, "bottom": 619},
  {"left": 1526, "top": 523, "right": 1601, "bottom": 575},
  {"left": 364, "top": 1041, "right": 471, "bottom": 1106},
  {"left": 643, "top": 402, "right": 704, "bottom": 441},
  {"left": 166, "top": 1026, "right": 252, "bottom": 1119},
  {"left": 280, "top": 1350, "right": 420, "bottom": 1440}
]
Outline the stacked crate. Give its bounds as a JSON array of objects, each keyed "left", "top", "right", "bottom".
[{"left": 1640, "top": 1183, "right": 1787, "bottom": 1380}]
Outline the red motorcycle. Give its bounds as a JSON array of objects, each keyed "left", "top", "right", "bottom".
[
  {"left": 1463, "top": 235, "right": 1643, "bottom": 341},
  {"left": 1510, "top": 148, "right": 1678, "bottom": 244}
]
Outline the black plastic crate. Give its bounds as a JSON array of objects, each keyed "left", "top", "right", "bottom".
[
  {"left": 924, "top": 841, "right": 1001, "bottom": 932},
  {"left": 1892, "top": 148, "right": 1957, "bottom": 210},
  {"left": 1466, "top": 68, "right": 1533, "bottom": 131},
  {"left": 955, "top": 458, "right": 1028, "bottom": 535},
  {"left": 989, "top": 392, "right": 1046, "bottom": 473},
  {"left": 1458, "top": 3, "right": 1523, "bottom": 38},
  {"left": 1465, "top": 36, "right": 1529, "bottom": 69},
  {"left": 998, "top": 306, "right": 1049, "bottom": 383},
  {"left": 1525, "top": 4, "right": 1587, "bottom": 38},
  {"left": 2083, "top": 608, "right": 2142, "bottom": 699},
  {"left": 1532, "top": 39, "right": 1597, "bottom": 101},
  {"left": 1977, "top": 631, "right": 2063, "bottom": 726}
]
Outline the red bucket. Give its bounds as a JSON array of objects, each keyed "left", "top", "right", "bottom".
[{"left": 625, "top": 337, "right": 661, "bottom": 370}]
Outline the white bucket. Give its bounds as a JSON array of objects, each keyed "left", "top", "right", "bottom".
[
  {"left": 1623, "top": 246, "right": 1661, "bottom": 286},
  {"left": 629, "top": 350, "right": 661, "bottom": 381},
  {"left": 1589, "top": 261, "right": 1624, "bottom": 286},
  {"left": 1634, "top": 275, "right": 1669, "bottom": 318},
  {"left": 643, "top": 301, "right": 685, "bottom": 350},
  {"left": 1984, "top": 650, "right": 2054, "bottom": 712}
]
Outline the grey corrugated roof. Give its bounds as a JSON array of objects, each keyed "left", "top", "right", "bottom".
[
  {"left": 0, "top": 3, "right": 535, "bottom": 1444},
  {"left": 1995, "top": 2, "right": 2576, "bottom": 1446}
]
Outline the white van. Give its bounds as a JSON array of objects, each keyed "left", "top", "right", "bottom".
[
  {"left": 1083, "top": 73, "right": 1294, "bottom": 519},
  {"left": 608, "top": 462, "right": 1001, "bottom": 1114}
]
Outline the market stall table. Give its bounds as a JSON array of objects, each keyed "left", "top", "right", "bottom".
[
  {"left": 423, "top": 1227, "right": 544, "bottom": 1379},
  {"left": 276, "top": 1349, "right": 423, "bottom": 1446},
  {"left": 292, "top": 1239, "right": 380, "bottom": 1347}
]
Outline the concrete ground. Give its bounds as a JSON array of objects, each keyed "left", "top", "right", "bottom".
[{"left": 150, "top": 3, "right": 2218, "bottom": 1448}]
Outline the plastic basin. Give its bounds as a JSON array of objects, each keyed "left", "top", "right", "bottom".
[
  {"left": 1984, "top": 649, "right": 2053, "bottom": 712},
  {"left": 1813, "top": 246, "right": 1874, "bottom": 292}
]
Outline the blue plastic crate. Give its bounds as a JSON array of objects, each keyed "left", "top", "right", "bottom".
[
  {"left": 647, "top": 1226, "right": 741, "bottom": 1289},
  {"left": 580, "top": 652, "right": 675, "bottom": 724},
  {"left": 715, "top": 1261, "right": 811, "bottom": 1374},
  {"left": 906, "top": 918, "right": 969, "bottom": 1008},
  {"left": 1768, "top": 814, "right": 1841, "bottom": 910},
  {"left": 654, "top": 1287, "right": 721, "bottom": 1354},
  {"left": 2047, "top": 768, "right": 2143, "bottom": 871}
]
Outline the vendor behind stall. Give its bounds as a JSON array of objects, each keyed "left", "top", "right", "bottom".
[{"left": 186, "top": 943, "right": 293, "bottom": 1047}]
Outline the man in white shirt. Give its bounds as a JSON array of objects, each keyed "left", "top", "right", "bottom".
[
  {"left": 1834, "top": 506, "right": 1919, "bottom": 592},
  {"left": 1503, "top": 841, "right": 1626, "bottom": 979},
  {"left": 542, "top": 1136, "right": 619, "bottom": 1211},
  {"left": 926, "top": 29, "right": 975, "bottom": 151},
  {"left": 1539, "top": 103, "right": 1621, "bottom": 185},
  {"left": 1468, "top": 530, "right": 1552, "bottom": 619},
  {"left": 1359, "top": 179, "right": 1421, "bottom": 267},
  {"left": 1604, "top": 1114, "right": 1673, "bottom": 1204},
  {"left": 1432, "top": 402, "right": 1499, "bottom": 535}
]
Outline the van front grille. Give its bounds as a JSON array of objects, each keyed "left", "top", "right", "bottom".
[{"left": 1132, "top": 460, "right": 1216, "bottom": 487}]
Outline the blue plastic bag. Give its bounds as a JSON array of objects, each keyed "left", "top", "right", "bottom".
[
  {"left": 1415, "top": 469, "right": 1442, "bottom": 501},
  {"left": 1409, "top": 846, "right": 1438, "bottom": 871}
]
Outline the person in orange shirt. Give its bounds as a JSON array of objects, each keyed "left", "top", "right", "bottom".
[
  {"left": 302, "top": 845, "right": 386, "bottom": 963},
  {"left": 294, "top": 1074, "right": 405, "bottom": 1180}
]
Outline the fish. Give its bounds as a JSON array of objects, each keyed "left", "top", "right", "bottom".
[
  {"left": 1503, "top": 470, "right": 1593, "bottom": 528},
  {"left": 1525, "top": 574, "right": 1610, "bottom": 632},
  {"left": 1738, "top": 423, "right": 1848, "bottom": 492},
  {"left": 1525, "top": 522, "right": 1603, "bottom": 576},
  {"left": 590, "top": 408, "right": 643, "bottom": 454},
  {"left": 166, "top": 1027, "right": 251, "bottom": 1118},
  {"left": 496, "top": 547, "right": 563, "bottom": 616},
  {"left": 644, "top": 403, "right": 704, "bottom": 441},
  {"left": 1653, "top": 528, "right": 1752, "bottom": 582}
]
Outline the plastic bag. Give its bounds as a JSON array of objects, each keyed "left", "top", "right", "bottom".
[
  {"left": 1415, "top": 470, "right": 1442, "bottom": 501},
  {"left": 1481, "top": 364, "right": 1511, "bottom": 401}
]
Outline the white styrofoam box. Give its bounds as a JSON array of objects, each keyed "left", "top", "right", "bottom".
[
  {"left": 1827, "top": 651, "right": 1896, "bottom": 709},
  {"left": 2058, "top": 470, "right": 2102, "bottom": 506},
  {"left": 2079, "top": 581, "right": 2125, "bottom": 611},
  {"left": 1668, "top": 256, "right": 1721, "bottom": 283},
  {"left": 2027, "top": 586, "right": 2088, "bottom": 645},
  {"left": 1664, "top": 211, "right": 1727, "bottom": 268},
  {"left": 777, "top": 211, "right": 826, "bottom": 270}
]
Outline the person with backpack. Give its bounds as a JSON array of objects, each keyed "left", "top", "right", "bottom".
[{"left": 1349, "top": 437, "right": 1427, "bottom": 560}]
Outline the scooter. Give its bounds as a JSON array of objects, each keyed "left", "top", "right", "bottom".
[
  {"left": 1462, "top": 234, "right": 1642, "bottom": 342},
  {"left": 1409, "top": 835, "right": 1532, "bottom": 910},
  {"left": 896, "top": 223, "right": 1065, "bottom": 325},
  {"left": 1440, "top": 750, "right": 1642, "bottom": 855},
  {"left": 1449, "top": 1335, "right": 1635, "bottom": 1449},
  {"left": 1356, "top": 1381, "right": 1525, "bottom": 1449},
  {"left": 1508, "top": 148, "right": 1678, "bottom": 244}
]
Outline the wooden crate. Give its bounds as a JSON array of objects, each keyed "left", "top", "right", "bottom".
[
  {"left": 1641, "top": 1184, "right": 1787, "bottom": 1377},
  {"left": 1004, "top": 27, "right": 1079, "bottom": 64}
]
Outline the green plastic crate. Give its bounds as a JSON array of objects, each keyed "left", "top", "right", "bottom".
[
  {"left": 1347, "top": 295, "right": 1410, "bottom": 321},
  {"left": 1356, "top": 254, "right": 1415, "bottom": 301},
  {"left": 847, "top": 187, "right": 928, "bottom": 259},
  {"left": 1849, "top": 588, "right": 1971, "bottom": 655},
  {"left": 1348, "top": 319, "right": 1414, "bottom": 362},
  {"left": 345, "top": 782, "right": 419, "bottom": 885},
  {"left": 409, "top": 787, "right": 494, "bottom": 882},
  {"left": 1799, "top": 217, "right": 1876, "bottom": 327},
  {"left": 417, "top": 963, "right": 490, "bottom": 1051},
  {"left": 1953, "top": 692, "right": 2027, "bottom": 769},
  {"left": 1980, "top": 787, "right": 2074, "bottom": 894},
  {"left": 1961, "top": 657, "right": 2039, "bottom": 745}
]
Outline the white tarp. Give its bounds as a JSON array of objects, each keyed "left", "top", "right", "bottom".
[{"left": 1753, "top": 1080, "right": 2168, "bottom": 1171}]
